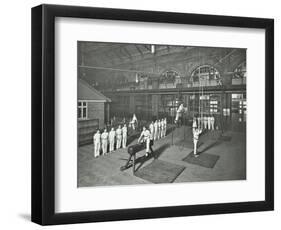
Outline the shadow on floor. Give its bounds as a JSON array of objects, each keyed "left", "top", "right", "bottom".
[
  {"left": 134, "top": 143, "right": 171, "bottom": 171},
  {"left": 166, "top": 126, "right": 176, "bottom": 136},
  {"left": 198, "top": 140, "right": 222, "bottom": 154}
]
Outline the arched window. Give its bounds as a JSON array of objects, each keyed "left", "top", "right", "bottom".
[
  {"left": 159, "top": 70, "right": 181, "bottom": 88},
  {"left": 190, "top": 65, "right": 221, "bottom": 87},
  {"left": 232, "top": 62, "right": 246, "bottom": 85}
]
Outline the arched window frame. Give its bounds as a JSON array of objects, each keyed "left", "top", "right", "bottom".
[{"left": 190, "top": 65, "right": 221, "bottom": 86}]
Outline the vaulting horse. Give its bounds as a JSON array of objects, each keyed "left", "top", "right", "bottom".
[{"left": 120, "top": 140, "right": 154, "bottom": 174}]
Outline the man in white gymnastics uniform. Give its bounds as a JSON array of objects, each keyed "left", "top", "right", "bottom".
[
  {"left": 138, "top": 126, "right": 153, "bottom": 157},
  {"left": 192, "top": 117, "right": 197, "bottom": 130},
  {"left": 193, "top": 127, "right": 202, "bottom": 157},
  {"left": 163, "top": 118, "right": 167, "bottom": 137},
  {"left": 153, "top": 120, "right": 158, "bottom": 141},
  {"left": 207, "top": 116, "right": 211, "bottom": 130},
  {"left": 160, "top": 119, "right": 165, "bottom": 138},
  {"left": 175, "top": 103, "right": 185, "bottom": 126},
  {"left": 149, "top": 121, "right": 154, "bottom": 141},
  {"left": 122, "top": 124, "right": 127, "bottom": 148},
  {"left": 197, "top": 116, "right": 201, "bottom": 129},
  {"left": 116, "top": 125, "right": 122, "bottom": 149},
  {"left": 157, "top": 119, "right": 161, "bottom": 139},
  {"left": 93, "top": 130, "right": 101, "bottom": 158},
  {"left": 131, "top": 113, "right": 138, "bottom": 130},
  {"left": 211, "top": 116, "right": 215, "bottom": 130},
  {"left": 101, "top": 128, "right": 109, "bottom": 155},
  {"left": 109, "top": 127, "right": 116, "bottom": 152},
  {"left": 203, "top": 116, "right": 208, "bottom": 130}
]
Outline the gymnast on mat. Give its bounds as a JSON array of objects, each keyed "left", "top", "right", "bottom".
[{"left": 193, "top": 126, "right": 202, "bottom": 157}]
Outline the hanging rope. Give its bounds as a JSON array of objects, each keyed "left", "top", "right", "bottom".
[
  {"left": 198, "top": 80, "right": 201, "bottom": 122},
  {"left": 192, "top": 91, "right": 195, "bottom": 118},
  {"left": 201, "top": 78, "right": 204, "bottom": 120}
]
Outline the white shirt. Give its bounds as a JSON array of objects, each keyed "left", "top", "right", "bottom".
[
  {"left": 154, "top": 122, "right": 158, "bottom": 131},
  {"left": 149, "top": 123, "right": 154, "bottom": 132},
  {"left": 116, "top": 128, "right": 122, "bottom": 137},
  {"left": 93, "top": 133, "right": 101, "bottom": 143},
  {"left": 161, "top": 120, "right": 164, "bottom": 128},
  {"left": 132, "top": 114, "right": 137, "bottom": 122},
  {"left": 101, "top": 132, "right": 108, "bottom": 141},
  {"left": 192, "top": 120, "right": 197, "bottom": 128},
  {"left": 177, "top": 104, "right": 184, "bottom": 113},
  {"left": 122, "top": 126, "right": 127, "bottom": 136},
  {"left": 193, "top": 129, "right": 202, "bottom": 140},
  {"left": 164, "top": 119, "right": 167, "bottom": 127},
  {"left": 139, "top": 130, "right": 151, "bottom": 141},
  {"left": 109, "top": 130, "right": 115, "bottom": 140}
]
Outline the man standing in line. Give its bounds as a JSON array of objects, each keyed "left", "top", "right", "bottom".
[
  {"left": 160, "top": 119, "right": 165, "bottom": 138},
  {"left": 203, "top": 116, "right": 208, "bottom": 130},
  {"left": 101, "top": 128, "right": 109, "bottom": 155},
  {"left": 93, "top": 130, "right": 101, "bottom": 158},
  {"left": 109, "top": 127, "right": 116, "bottom": 152},
  {"left": 149, "top": 121, "right": 154, "bottom": 141},
  {"left": 122, "top": 124, "right": 128, "bottom": 148},
  {"left": 211, "top": 116, "right": 215, "bottom": 130},
  {"left": 116, "top": 125, "right": 122, "bottom": 149},
  {"left": 153, "top": 120, "right": 158, "bottom": 141},
  {"left": 207, "top": 115, "right": 211, "bottom": 130},
  {"left": 157, "top": 119, "right": 161, "bottom": 140},
  {"left": 163, "top": 118, "right": 167, "bottom": 137}
]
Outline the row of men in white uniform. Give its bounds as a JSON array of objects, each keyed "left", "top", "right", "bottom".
[
  {"left": 92, "top": 118, "right": 168, "bottom": 158},
  {"left": 149, "top": 118, "right": 167, "bottom": 141},
  {"left": 93, "top": 124, "right": 128, "bottom": 158},
  {"left": 196, "top": 116, "right": 215, "bottom": 130}
]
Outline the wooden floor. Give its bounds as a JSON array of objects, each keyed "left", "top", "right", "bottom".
[{"left": 78, "top": 126, "right": 246, "bottom": 187}]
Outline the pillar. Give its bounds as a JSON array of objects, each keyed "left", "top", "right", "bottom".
[
  {"left": 152, "top": 94, "right": 159, "bottom": 120},
  {"left": 129, "top": 95, "right": 135, "bottom": 115}
]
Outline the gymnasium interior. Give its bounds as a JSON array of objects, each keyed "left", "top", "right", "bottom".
[{"left": 77, "top": 42, "right": 246, "bottom": 187}]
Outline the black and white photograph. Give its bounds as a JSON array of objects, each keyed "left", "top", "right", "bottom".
[
  {"left": 29, "top": 2, "right": 274, "bottom": 226},
  {"left": 77, "top": 42, "right": 247, "bottom": 187}
]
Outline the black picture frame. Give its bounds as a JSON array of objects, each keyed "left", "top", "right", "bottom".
[{"left": 31, "top": 4, "right": 274, "bottom": 225}]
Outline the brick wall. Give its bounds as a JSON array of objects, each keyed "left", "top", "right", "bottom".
[
  {"left": 78, "top": 119, "right": 99, "bottom": 146},
  {"left": 88, "top": 102, "right": 105, "bottom": 128}
]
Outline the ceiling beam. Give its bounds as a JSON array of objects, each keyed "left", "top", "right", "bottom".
[
  {"left": 120, "top": 46, "right": 133, "bottom": 60},
  {"left": 134, "top": 44, "right": 144, "bottom": 57},
  {"left": 111, "top": 49, "right": 127, "bottom": 63}
]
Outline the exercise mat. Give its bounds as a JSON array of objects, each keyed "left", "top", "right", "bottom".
[
  {"left": 182, "top": 152, "right": 220, "bottom": 168},
  {"left": 134, "top": 159, "right": 185, "bottom": 183}
]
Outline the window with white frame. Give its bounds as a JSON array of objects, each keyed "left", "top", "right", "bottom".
[
  {"left": 78, "top": 100, "right": 88, "bottom": 119},
  {"left": 190, "top": 65, "right": 221, "bottom": 86}
]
